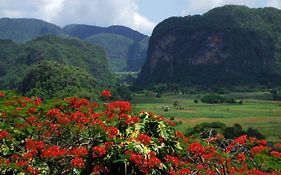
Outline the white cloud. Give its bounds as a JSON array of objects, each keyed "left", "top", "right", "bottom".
[
  {"left": 0, "top": 0, "right": 156, "bottom": 35},
  {"left": 266, "top": 0, "right": 281, "bottom": 8},
  {"left": 182, "top": 0, "right": 272, "bottom": 16}
]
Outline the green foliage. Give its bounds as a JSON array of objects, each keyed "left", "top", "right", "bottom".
[
  {"left": 185, "top": 122, "right": 265, "bottom": 140},
  {"left": 112, "top": 85, "right": 132, "bottom": 101},
  {"left": 18, "top": 61, "right": 98, "bottom": 99},
  {"left": 201, "top": 94, "right": 237, "bottom": 104}
]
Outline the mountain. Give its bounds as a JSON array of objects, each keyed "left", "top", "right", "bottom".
[
  {"left": 0, "top": 35, "right": 114, "bottom": 93},
  {"left": 0, "top": 18, "right": 63, "bottom": 42},
  {"left": 84, "top": 33, "right": 134, "bottom": 71},
  {"left": 136, "top": 5, "right": 281, "bottom": 88},
  {"left": 63, "top": 24, "right": 147, "bottom": 41},
  {"left": 63, "top": 24, "right": 149, "bottom": 72},
  {"left": 0, "top": 18, "right": 149, "bottom": 72}
]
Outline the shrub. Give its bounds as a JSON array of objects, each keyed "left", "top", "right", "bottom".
[
  {"left": 0, "top": 90, "right": 280, "bottom": 174},
  {"left": 201, "top": 94, "right": 225, "bottom": 104}
]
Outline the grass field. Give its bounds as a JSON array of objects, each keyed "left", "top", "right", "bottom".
[{"left": 131, "top": 92, "right": 281, "bottom": 142}]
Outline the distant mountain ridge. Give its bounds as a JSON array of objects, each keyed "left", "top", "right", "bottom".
[
  {"left": 0, "top": 18, "right": 62, "bottom": 42},
  {"left": 0, "top": 17, "right": 149, "bottom": 71},
  {"left": 136, "top": 5, "right": 281, "bottom": 88},
  {"left": 63, "top": 24, "right": 147, "bottom": 41}
]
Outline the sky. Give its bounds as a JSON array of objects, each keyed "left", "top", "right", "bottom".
[{"left": 0, "top": 0, "right": 281, "bottom": 35}]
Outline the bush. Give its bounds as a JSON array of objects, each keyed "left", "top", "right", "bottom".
[
  {"left": 201, "top": 94, "right": 237, "bottom": 104},
  {"left": 0, "top": 90, "right": 280, "bottom": 174},
  {"left": 201, "top": 94, "right": 225, "bottom": 104},
  {"left": 155, "top": 93, "right": 162, "bottom": 98}
]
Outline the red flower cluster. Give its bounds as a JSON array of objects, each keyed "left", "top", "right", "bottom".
[
  {"left": 27, "top": 107, "right": 37, "bottom": 114},
  {"left": 92, "top": 145, "right": 107, "bottom": 157},
  {"left": 70, "top": 157, "right": 85, "bottom": 168},
  {"left": 234, "top": 135, "right": 248, "bottom": 145},
  {"left": 175, "top": 131, "right": 184, "bottom": 138},
  {"left": 250, "top": 145, "right": 268, "bottom": 156},
  {"left": 170, "top": 168, "right": 191, "bottom": 175},
  {"left": 106, "top": 101, "right": 131, "bottom": 113},
  {"left": 27, "top": 166, "right": 39, "bottom": 175},
  {"left": 188, "top": 142, "right": 205, "bottom": 155},
  {"left": 125, "top": 116, "right": 140, "bottom": 125},
  {"left": 25, "top": 139, "right": 45, "bottom": 152},
  {"left": 236, "top": 153, "right": 246, "bottom": 163},
  {"left": 106, "top": 126, "right": 119, "bottom": 138},
  {"left": 0, "top": 130, "right": 9, "bottom": 139},
  {"left": 41, "top": 146, "right": 68, "bottom": 158},
  {"left": 165, "top": 155, "right": 181, "bottom": 166},
  {"left": 66, "top": 97, "right": 90, "bottom": 108},
  {"left": 101, "top": 90, "right": 112, "bottom": 97},
  {"left": 271, "top": 151, "right": 281, "bottom": 158},
  {"left": 129, "top": 152, "right": 161, "bottom": 173},
  {"left": 71, "top": 147, "right": 88, "bottom": 156},
  {"left": 1, "top": 93, "right": 281, "bottom": 174},
  {"left": 0, "top": 91, "right": 5, "bottom": 97},
  {"left": 137, "top": 134, "right": 152, "bottom": 145}
]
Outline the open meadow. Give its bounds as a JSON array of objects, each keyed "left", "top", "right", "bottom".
[{"left": 131, "top": 91, "right": 281, "bottom": 142}]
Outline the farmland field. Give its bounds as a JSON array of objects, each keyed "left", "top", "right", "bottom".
[{"left": 131, "top": 91, "right": 281, "bottom": 142}]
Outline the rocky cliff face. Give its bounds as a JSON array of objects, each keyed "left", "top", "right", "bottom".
[{"left": 136, "top": 5, "right": 281, "bottom": 88}]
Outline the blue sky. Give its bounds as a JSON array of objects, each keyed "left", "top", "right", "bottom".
[{"left": 0, "top": 0, "right": 280, "bottom": 35}]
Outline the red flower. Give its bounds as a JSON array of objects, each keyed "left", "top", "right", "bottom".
[
  {"left": 46, "top": 108, "right": 61, "bottom": 118},
  {"left": 71, "top": 157, "right": 85, "bottom": 168},
  {"left": 101, "top": 90, "right": 112, "bottom": 97},
  {"left": 71, "top": 147, "right": 88, "bottom": 156},
  {"left": 250, "top": 145, "right": 267, "bottom": 156},
  {"left": 106, "top": 101, "right": 131, "bottom": 113},
  {"left": 236, "top": 153, "right": 246, "bottom": 163},
  {"left": 175, "top": 131, "right": 184, "bottom": 138},
  {"left": 16, "top": 160, "right": 28, "bottom": 167},
  {"left": 0, "top": 130, "right": 9, "bottom": 139},
  {"left": 125, "top": 116, "right": 140, "bottom": 125},
  {"left": 25, "top": 139, "right": 45, "bottom": 151},
  {"left": 92, "top": 145, "right": 107, "bottom": 157},
  {"left": 27, "top": 166, "right": 39, "bottom": 175},
  {"left": 274, "top": 143, "right": 281, "bottom": 149},
  {"left": 179, "top": 168, "right": 191, "bottom": 174},
  {"left": 41, "top": 146, "right": 68, "bottom": 158},
  {"left": 130, "top": 153, "right": 143, "bottom": 165},
  {"left": 33, "top": 97, "right": 42, "bottom": 106},
  {"left": 137, "top": 134, "right": 152, "bottom": 145},
  {"left": 271, "top": 151, "right": 281, "bottom": 158},
  {"left": 188, "top": 142, "right": 205, "bottom": 155},
  {"left": 0, "top": 91, "right": 5, "bottom": 97},
  {"left": 27, "top": 107, "right": 37, "bottom": 114},
  {"left": 233, "top": 135, "right": 247, "bottom": 145},
  {"left": 165, "top": 155, "right": 181, "bottom": 166},
  {"left": 257, "top": 139, "right": 267, "bottom": 146},
  {"left": 106, "top": 127, "right": 119, "bottom": 138},
  {"left": 26, "top": 116, "right": 38, "bottom": 125}
]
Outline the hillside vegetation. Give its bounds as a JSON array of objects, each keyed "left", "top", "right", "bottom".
[{"left": 0, "top": 35, "right": 114, "bottom": 98}]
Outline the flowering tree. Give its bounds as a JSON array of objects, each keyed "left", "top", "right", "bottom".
[{"left": 0, "top": 90, "right": 281, "bottom": 174}]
